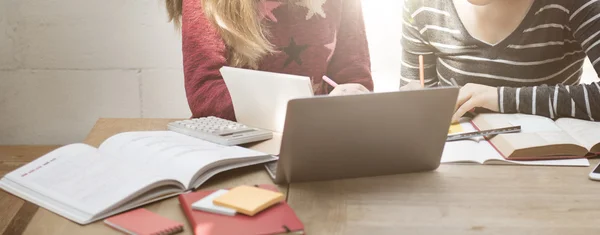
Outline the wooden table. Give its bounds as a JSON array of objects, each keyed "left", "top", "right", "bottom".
[
  {"left": 288, "top": 162, "right": 600, "bottom": 234},
  {"left": 4, "top": 119, "right": 283, "bottom": 235},
  {"left": 0, "top": 145, "right": 61, "bottom": 235},
  {"left": 2, "top": 118, "right": 600, "bottom": 235}
]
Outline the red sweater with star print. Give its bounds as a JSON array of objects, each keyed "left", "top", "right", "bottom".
[{"left": 181, "top": 0, "right": 373, "bottom": 120}]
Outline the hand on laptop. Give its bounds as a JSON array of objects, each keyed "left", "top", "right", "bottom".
[
  {"left": 452, "top": 83, "right": 498, "bottom": 123},
  {"left": 329, "top": 83, "right": 370, "bottom": 96}
]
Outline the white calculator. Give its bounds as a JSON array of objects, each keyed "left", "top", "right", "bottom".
[{"left": 167, "top": 116, "right": 273, "bottom": 146}]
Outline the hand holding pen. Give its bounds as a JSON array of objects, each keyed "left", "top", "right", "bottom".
[{"left": 325, "top": 76, "right": 370, "bottom": 96}]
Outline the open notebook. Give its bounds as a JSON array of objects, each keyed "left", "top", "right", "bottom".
[
  {"left": 0, "top": 131, "right": 275, "bottom": 225},
  {"left": 442, "top": 121, "right": 590, "bottom": 166}
]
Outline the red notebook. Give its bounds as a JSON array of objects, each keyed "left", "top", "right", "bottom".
[
  {"left": 104, "top": 208, "right": 184, "bottom": 235},
  {"left": 178, "top": 184, "right": 304, "bottom": 235}
]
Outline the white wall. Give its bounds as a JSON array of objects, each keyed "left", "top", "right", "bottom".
[
  {"left": 363, "top": 0, "right": 403, "bottom": 92},
  {"left": 0, "top": 0, "right": 16, "bottom": 70},
  {"left": 0, "top": 0, "right": 190, "bottom": 144},
  {"left": 0, "top": 0, "right": 598, "bottom": 145}
]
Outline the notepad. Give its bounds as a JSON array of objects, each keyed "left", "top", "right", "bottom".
[
  {"left": 213, "top": 185, "right": 284, "bottom": 216},
  {"left": 104, "top": 208, "right": 183, "bottom": 235},
  {"left": 178, "top": 185, "right": 304, "bottom": 235},
  {"left": 448, "top": 123, "right": 464, "bottom": 134},
  {"left": 192, "top": 189, "right": 236, "bottom": 216}
]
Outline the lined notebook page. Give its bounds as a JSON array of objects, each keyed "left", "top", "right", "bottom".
[
  {"left": 99, "top": 131, "right": 269, "bottom": 187},
  {"left": 5, "top": 144, "right": 163, "bottom": 217}
]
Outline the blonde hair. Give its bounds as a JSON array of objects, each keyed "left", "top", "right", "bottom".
[{"left": 166, "top": 0, "right": 317, "bottom": 69}]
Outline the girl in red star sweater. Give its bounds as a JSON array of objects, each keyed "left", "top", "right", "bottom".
[{"left": 165, "top": 0, "right": 373, "bottom": 120}]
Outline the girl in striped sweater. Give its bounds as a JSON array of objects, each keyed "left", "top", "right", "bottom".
[{"left": 401, "top": 0, "right": 600, "bottom": 122}]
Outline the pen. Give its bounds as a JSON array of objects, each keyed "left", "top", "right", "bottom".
[
  {"left": 451, "top": 77, "right": 459, "bottom": 87},
  {"left": 322, "top": 75, "right": 339, "bottom": 88},
  {"left": 418, "top": 55, "right": 425, "bottom": 88}
]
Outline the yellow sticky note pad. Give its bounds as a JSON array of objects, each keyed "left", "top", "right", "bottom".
[
  {"left": 213, "top": 185, "right": 284, "bottom": 216},
  {"left": 449, "top": 123, "right": 464, "bottom": 134}
]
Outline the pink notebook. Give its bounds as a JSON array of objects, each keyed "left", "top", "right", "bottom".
[
  {"left": 104, "top": 208, "right": 184, "bottom": 235},
  {"left": 179, "top": 184, "right": 304, "bottom": 235}
]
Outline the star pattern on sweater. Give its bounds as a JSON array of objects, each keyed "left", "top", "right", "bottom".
[
  {"left": 281, "top": 37, "right": 308, "bottom": 68},
  {"left": 259, "top": 0, "right": 283, "bottom": 22},
  {"left": 296, "top": 0, "right": 327, "bottom": 20}
]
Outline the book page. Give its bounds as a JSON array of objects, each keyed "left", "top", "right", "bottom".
[
  {"left": 474, "top": 113, "right": 564, "bottom": 134},
  {"left": 442, "top": 139, "right": 590, "bottom": 166},
  {"left": 507, "top": 115, "right": 562, "bottom": 133},
  {"left": 442, "top": 121, "right": 590, "bottom": 166},
  {"left": 441, "top": 140, "right": 500, "bottom": 164},
  {"left": 98, "top": 131, "right": 270, "bottom": 188},
  {"left": 556, "top": 118, "right": 600, "bottom": 151},
  {"left": 473, "top": 114, "right": 582, "bottom": 157},
  {"left": 4, "top": 144, "right": 168, "bottom": 218},
  {"left": 498, "top": 158, "right": 590, "bottom": 166},
  {"left": 442, "top": 122, "right": 502, "bottom": 164}
]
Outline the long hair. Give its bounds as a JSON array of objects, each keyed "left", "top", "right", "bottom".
[{"left": 166, "top": 0, "right": 318, "bottom": 69}]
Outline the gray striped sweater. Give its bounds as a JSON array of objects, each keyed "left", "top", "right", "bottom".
[{"left": 401, "top": 0, "right": 600, "bottom": 121}]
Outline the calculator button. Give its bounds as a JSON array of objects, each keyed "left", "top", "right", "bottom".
[{"left": 216, "top": 128, "right": 255, "bottom": 136}]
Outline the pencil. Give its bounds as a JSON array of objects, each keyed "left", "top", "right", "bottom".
[{"left": 418, "top": 55, "right": 425, "bottom": 88}]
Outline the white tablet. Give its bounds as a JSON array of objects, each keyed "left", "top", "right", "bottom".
[{"left": 220, "top": 66, "right": 314, "bottom": 133}]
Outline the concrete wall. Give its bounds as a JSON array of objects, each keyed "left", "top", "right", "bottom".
[
  {"left": 0, "top": 0, "right": 190, "bottom": 144},
  {"left": 0, "top": 0, "right": 16, "bottom": 70}
]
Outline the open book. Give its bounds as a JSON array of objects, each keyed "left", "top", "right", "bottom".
[
  {"left": 0, "top": 131, "right": 275, "bottom": 225},
  {"left": 441, "top": 121, "right": 590, "bottom": 166},
  {"left": 471, "top": 113, "right": 600, "bottom": 160}
]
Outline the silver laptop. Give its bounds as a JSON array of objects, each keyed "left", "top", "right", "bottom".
[
  {"left": 220, "top": 66, "right": 459, "bottom": 184},
  {"left": 266, "top": 88, "right": 459, "bottom": 184}
]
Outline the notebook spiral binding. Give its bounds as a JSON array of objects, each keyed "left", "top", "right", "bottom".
[{"left": 158, "top": 225, "right": 183, "bottom": 235}]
